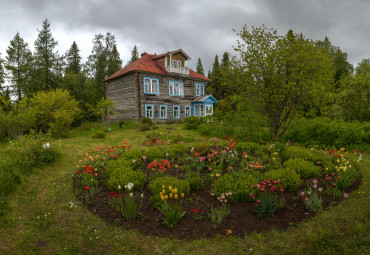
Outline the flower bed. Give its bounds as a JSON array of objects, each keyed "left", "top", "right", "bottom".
[{"left": 73, "top": 139, "right": 362, "bottom": 239}]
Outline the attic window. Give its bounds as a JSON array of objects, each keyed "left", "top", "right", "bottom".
[{"left": 171, "top": 60, "right": 181, "bottom": 68}]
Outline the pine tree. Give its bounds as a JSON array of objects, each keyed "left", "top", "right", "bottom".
[
  {"left": 34, "top": 18, "right": 59, "bottom": 92},
  {"left": 208, "top": 55, "right": 221, "bottom": 97},
  {"left": 127, "top": 45, "right": 139, "bottom": 65},
  {"left": 0, "top": 53, "right": 5, "bottom": 91},
  {"left": 207, "top": 69, "right": 211, "bottom": 78},
  {"left": 87, "top": 32, "right": 121, "bottom": 99},
  {"left": 196, "top": 58, "right": 205, "bottom": 75},
  {"left": 5, "top": 32, "right": 33, "bottom": 101},
  {"left": 65, "top": 41, "right": 82, "bottom": 74},
  {"left": 221, "top": 52, "right": 230, "bottom": 67},
  {"left": 107, "top": 44, "right": 122, "bottom": 76}
]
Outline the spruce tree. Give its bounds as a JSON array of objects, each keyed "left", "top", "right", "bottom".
[
  {"left": 5, "top": 32, "right": 33, "bottom": 101},
  {"left": 65, "top": 41, "right": 82, "bottom": 74},
  {"left": 221, "top": 52, "right": 230, "bottom": 67},
  {"left": 107, "top": 44, "right": 122, "bottom": 76},
  {"left": 0, "top": 53, "right": 5, "bottom": 91},
  {"left": 128, "top": 45, "right": 139, "bottom": 65},
  {"left": 34, "top": 18, "right": 59, "bottom": 92},
  {"left": 196, "top": 58, "right": 205, "bottom": 75},
  {"left": 209, "top": 55, "right": 221, "bottom": 97}
]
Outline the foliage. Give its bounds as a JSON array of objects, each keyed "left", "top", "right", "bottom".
[
  {"left": 149, "top": 176, "right": 190, "bottom": 196},
  {"left": 138, "top": 123, "right": 151, "bottom": 131},
  {"left": 186, "top": 173, "right": 205, "bottom": 191},
  {"left": 283, "top": 158, "right": 321, "bottom": 178},
  {"left": 65, "top": 41, "right": 82, "bottom": 74},
  {"left": 255, "top": 192, "right": 278, "bottom": 219},
  {"left": 5, "top": 32, "right": 33, "bottom": 100},
  {"left": 31, "top": 89, "right": 81, "bottom": 137},
  {"left": 212, "top": 172, "right": 257, "bottom": 203},
  {"left": 303, "top": 191, "right": 323, "bottom": 214},
  {"left": 87, "top": 97, "right": 116, "bottom": 127},
  {"left": 105, "top": 160, "right": 146, "bottom": 191},
  {"left": 184, "top": 116, "right": 203, "bottom": 130},
  {"left": 196, "top": 58, "right": 205, "bottom": 76},
  {"left": 140, "top": 117, "right": 154, "bottom": 126},
  {"left": 234, "top": 26, "right": 334, "bottom": 138},
  {"left": 208, "top": 203, "right": 230, "bottom": 225},
  {"left": 263, "top": 168, "right": 302, "bottom": 191},
  {"left": 160, "top": 199, "right": 185, "bottom": 228},
  {"left": 92, "top": 130, "right": 106, "bottom": 139},
  {"left": 127, "top": 45, "right": 139, "bottom": 65}
]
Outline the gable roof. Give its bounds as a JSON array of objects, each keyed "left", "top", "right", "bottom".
[
  {"left": 193, "top": 95, "right": 218, "bottom": 103},
  {"left": 104, "top": 51, "right": 210, "bottom": 82}
]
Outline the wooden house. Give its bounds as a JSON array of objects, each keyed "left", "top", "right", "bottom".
[{"left": 104, "top": 49, "right": 217, "bottom": 122}]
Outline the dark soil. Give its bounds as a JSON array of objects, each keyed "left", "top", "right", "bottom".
[{"left": 73, "top": 164, "right": 362, "bottom": 240}]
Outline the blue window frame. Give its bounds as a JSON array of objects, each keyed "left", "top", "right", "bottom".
[
  {"left": 143, "top": 77, "right": 160, "bottom": 95},
  {"left": 159, "top": 105, "right": 168, "bottom": 119},
  {"left": 145, "top": 104, "right": 154, "bottom": 119},
  {"left": 195, "top": 83, "right": 205, "bottom": 96},
  {"left": 185, "top": 105, "right": 191, "bottom": 117},
  {"left": 168, "top": 80, "right": 184, "bottom": 97},
  {"left": 173, "top": 105, "right": 180, "bottom": 119}
]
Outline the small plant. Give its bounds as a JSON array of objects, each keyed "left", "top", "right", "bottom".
[
  {"left": 140, "top": 117, "right": 154, "bottom": 126},
  {"left": 208, "top": 203, "right": 230, "bottom": 226},
  {"left": 92, "top": 130, "right": 106, "bottom": 139},
  {"left": 121, "top": 183, "right": 142, "bottom": 220},
  {"left": 159, "top": 185, "right": 186, "bottom": 228},
  {"left": 302, "top": 191, "right": 323, "bottom": 214}
]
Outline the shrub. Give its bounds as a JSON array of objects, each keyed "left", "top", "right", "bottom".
[
  {"left": 263, "top": 168, "right": 302, "bottom": 191},
  {"left": 162, "top": 144, "right": 188, "bottom": 159},
  {"left": 142, "top": 147, "right": 164, "bottom": 161},
  {"left": 138, "top": 123, "right": 151, "bottom": 131},
  {"left": 31, "top": 89, "right": 81, "bottom": 138},
  {"left": 118, "top": 120, "right": 125, "bottom": 128},
  {"left": 286, "top": 146, "right": 322, "bottom": 163},
  {"left": 212, "top": 172, "right": 257, "bottom": 203},
  {"left": 149, "top": 176, "right": 190, "bottom": 196},
  {"left": 283, "top": 158, "right": 321, "bottom": 178},
  {"left": 105, "top": 160, "right": 146, "bottom": 191},
  {"left": 165, "top": 119, "right": 177, "bottom": 125},
  {"left": 140, "top": 117, "right": 154, "bottom": 126},
  {"left": 187, "top": 173, "right": 205, "bottom": 191},
  {"left": 92, "top": 130, "right": 106, "bottom": 139},
  {"left": 184, "top": 116, "right": 202, "bottom": 130}
]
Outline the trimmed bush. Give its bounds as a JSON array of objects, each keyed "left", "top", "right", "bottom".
[
  {"left": 149, "top": 176, "right": 190, "bottom": 196},
  {"left": 138, "top": 123, "right": 151, "bottom": 131},
  {"left": 105, "top": 160, "right": 146, "bottom": 191},
  {"left": 263, "top": 168, "right": 302, "bottom": 191},
  {"left": 283, "top": 158, "right": 321, "bottom": 178},
  {"left": 187, "top": 173, "right": 205, "bottom": 191},
  {"left": 92, "top": 130, "right": 106, "bottom": 139},
  {"left": 212, "top": 172, "right": 257, "bottom": 203},
  {"left": 140, "top": 117, "right": 154, "bottom": 126},
  {"left": 184, "top": 116, "right": 202, "bottom": 130}
]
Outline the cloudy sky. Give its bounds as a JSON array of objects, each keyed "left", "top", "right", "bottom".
[{"left": 0, "top": 0, "right": 369, "bottom": 73}]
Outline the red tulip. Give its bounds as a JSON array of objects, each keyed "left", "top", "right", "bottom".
[{"left": 193, "top": 209, "right": 200, "bottom": 213}]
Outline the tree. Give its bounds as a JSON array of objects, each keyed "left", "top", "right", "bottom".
[
  {"left": 31, "top": 89, "right": 81, "bottom": 137},
  {"left": 355, "top": 58, "right": 370, "bottom": 75},
  {"left": 128, "top": 45, "right": 139, "bottom": 65},
  {"left": 208, "top": 55, "right": 221, "bottom": 97},
  {"left": 33, "top": 19, "right": 60, "bottom": 92},
  {"left": 331, "top": 46, "right": 353, "bottom": 86},
  {"left": 0, "top": 53, "right": 5, "bottom": 91},
  {"left": 86, "top": 97, "right": 116, "bottom": 127},
  {"left": 221, "top": 52, "right": 230, "bottom": 67},
  {"left": 65, "top": 41, "right": 82, "bottom": 74},
  {"left": 196, "top": 58, "right": 205, "bottom": 75},
  {"left": 107, "top": 44, "right": 122, "bottom": 77},
  {"left": 5, "top": 32, "right": 33, "bottom": 101},
  {"left": 87, "top": 32, "right": 120, "bottom": 98},
  {"left": 234, "top": 25, "right": 334, "bottom": 138}
]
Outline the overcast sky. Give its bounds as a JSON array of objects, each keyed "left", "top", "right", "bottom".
[{"left": 1, "top": 0, "right": 369, "bottom": 73}]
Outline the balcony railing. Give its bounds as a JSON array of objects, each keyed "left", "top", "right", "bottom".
[{"left": 165, "top": 65, "right": 190, "bottom": 75}]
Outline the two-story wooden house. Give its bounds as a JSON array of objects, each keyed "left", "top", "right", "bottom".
[{"left": 104, "top": 49, "right": 217, "bottom": 122}]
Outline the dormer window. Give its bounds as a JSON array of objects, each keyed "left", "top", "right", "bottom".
[{"left": 171, "top": 60, "right": 181, "bottom": 68}]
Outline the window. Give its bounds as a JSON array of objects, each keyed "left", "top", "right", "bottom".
[
  {"left": 200, "top": 104, "right": 204, "bottom": 116},
  {"left": 168, "top": 81, "right": 184, "bottom": 96},
  {"left": 173, "top": 105, "right": 180, "bottom": 119},
  {"left": 143, "top": 77, "right": 159, "bottom": 95},
  {"left": 171, "top": 59, "right": 181, "bottom": 68},
  {"left": 195, "top": 83, "right": 205, "bottom": 96},
  {"left": 145, "top": 104, "right": 154, "bottom": 119},
  {"left": 205, "top": 105, "right": 213, "bottom": 116},
  {"left": 185, "top": 106, "right": 191, "bottom": 117},
  {"left": 193, "top": 104, "right": 199, "bottom": 116},
  {"left": 159, "top": 105, "right": 167, "bottom": 119}
]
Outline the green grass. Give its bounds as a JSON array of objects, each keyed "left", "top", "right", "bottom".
[{"left": 0, "top": 124, "right": 369, "bottom": 254}]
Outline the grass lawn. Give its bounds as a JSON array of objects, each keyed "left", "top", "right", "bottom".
[{"left": 0, "top": 124, "right": 369, "bottom": 255}]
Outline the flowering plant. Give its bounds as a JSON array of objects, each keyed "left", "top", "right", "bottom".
[
  {"left": 148, "top": 159, "right": 172, "bottom": 177},
  {"left": 159, "top": 185, "right": 185, "bottom": 228}
]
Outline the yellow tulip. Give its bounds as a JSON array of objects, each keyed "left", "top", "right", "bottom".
[
  {"left": 171, "top": 189, "right": 175, "bottom": 194},
  {"left": 169, "top": 193, "right": 173, "bottom": 198},
  {"left": 216, "top": 173, "right": 220, "bottom": 177},
  {"left": 174, "top": 188, "right": 177, "bottom": 193},
  {"left": 181, "top": 193, "right": 184, "bottom": 198},
  {"left": 210, "top": 174, "right": 214, "bottom": 177},
  {"left": 161, "top": 195, "right": 165, "bottom": 200},
  {"left": 169, "top": 186, "right": 172, "bottom": 190},
  {"left": 165, "top": 195, "right": 168, "bottom": 200},
  {"left": 174, "top": 194, "right": 178, "bottom": 199},
  {"left": 162, "top": 185, "right": 165, "bottom": 189},
  {"left": 162, "top": 190, "right": 165, "bottom": 194}
]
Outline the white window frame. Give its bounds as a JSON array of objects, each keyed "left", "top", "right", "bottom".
[
  {"left": 159, "top": 105, "right": 167, "bottom": 119},
  {"left": 143, "top": 77, "right": 159, "bottom": 95},
  {"left": 200, "top": 104, "right": 205, "bottom": 116},
  {"left": 171, "top": 59, "right": 181, "bottom": 68},
  {"left": 205, "top": 105, "right": 213, "bottom": 116},
  {"left": 185, "top": 106, "right": 191, "bottom": 117},
  {"left": 168, "top": 81, "right": 184, "bottom": 97},
  {"left": 193, "top": 104, "right": 200, "bottom": 116},
  {"left": 145, "top": 104, "right": 154, "bottom": 119},
  {"left": 173, "top": 105, "right": 180, "bottom": 119},
  {"left": 195, "top": 83, "right": 205, "bottom": 96}
]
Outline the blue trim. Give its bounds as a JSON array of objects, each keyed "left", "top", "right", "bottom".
[
  {"left": 159, "top": 104, "right": 168, "bottom": 119},
  {"left": 192, "top": 103, "right": 201, "bottom": 116},
  {"left": 184, "top": 105, "right": 191, "bottom": 117},
  {"left": 143, "top": 77, "right": 160, "bottom": 95},
  {"left": 195, "top": 83, "right": 205, "bottom": 96},
  {"left": 144, "top": 104, "right": 155, "bottom": 119},
  {"left": 168, "top": 80, "right": 184, "bottom": 97},
  {"left": 173, "top": 105, "right": 180, "bottom": 119}
]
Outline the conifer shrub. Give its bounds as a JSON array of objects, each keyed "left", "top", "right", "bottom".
[
  {"left": 263, "top": 168, "right": 302, "bottom": 191},
  {"left": 283, "top": 158, "right": 321, "bottom": 178},
  {"left": 140, "top": 117, "right": 154, "bottom": 126}
]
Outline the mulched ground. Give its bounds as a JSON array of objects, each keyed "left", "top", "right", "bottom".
[{"left": 73, "top": 164, "right": 362, "bottom": 240}]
